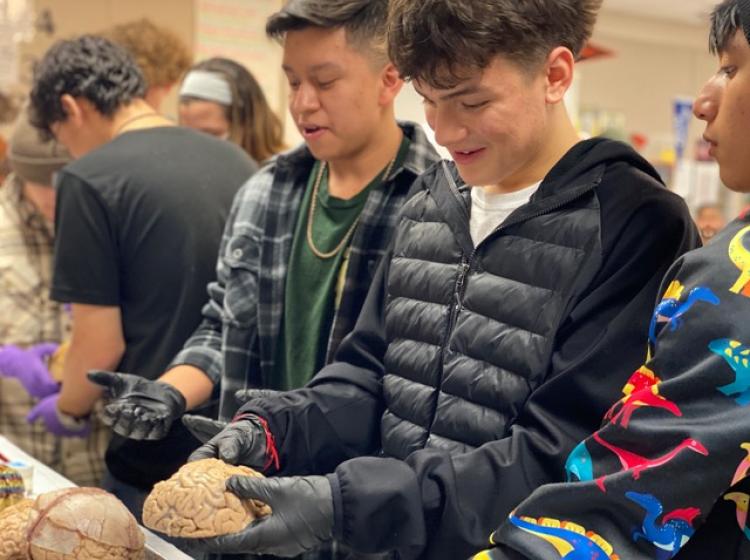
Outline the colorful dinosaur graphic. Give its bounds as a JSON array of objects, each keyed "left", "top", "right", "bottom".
[
  {"left": 508, "top": 514, "right": 619, "bottom": 559},
  {"left": 724, "top": 492, "right": 750, "bottom": 541},
  {"left": 732, "top": 443, "right": 750, "bottom": 486},
  {"left": 604, "top": 366, "right": 682, "bottom": 428},
  {"left": 626, "top": 491, "right": 699, "bottom": 559},
  {"left": 710, "top": 339, "right": 750, "bottom": 406},
  {"left": 470, "top": 549, "right": 501, "bottom": 560},
  {"left": 648, "top": 282, "right": 719, "bottom": 345},
  {"left": 591, "top": 433, "right": 708, "bottom": 491},
  {"left": 565, "top": 440, "right": 594, "bottom": 483},
  {"left": 729, "top": 225, "right": 750, "bottom": 297}
]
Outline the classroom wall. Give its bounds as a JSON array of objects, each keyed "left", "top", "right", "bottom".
[
  {"left": 580, "top": 9, "right": 717, "bottom": 162},
  {"left": 21, "top": 0, "right": 194, "bottom": 118}
]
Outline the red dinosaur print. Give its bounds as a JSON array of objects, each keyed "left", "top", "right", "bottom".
[
  {"left": 605, "top": 367, "right": 682, "bottom": 428},
  {"left": 592, "top": 433, "right": 709, "bottom": 492}
]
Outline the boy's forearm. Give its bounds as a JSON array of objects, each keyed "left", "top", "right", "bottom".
[
  {"left": 159, "top": 364, "right": 215, "bottom": 410},
  {"left": 57, "top": 304, "right": 125, "bottom": 417}
]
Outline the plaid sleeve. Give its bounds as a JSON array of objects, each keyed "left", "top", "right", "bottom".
[{"left": 168, "top": 171, "right": 271, "bottom": 385}]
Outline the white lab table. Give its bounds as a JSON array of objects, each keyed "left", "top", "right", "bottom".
[{"left": 0, "top": 434, "right": 194, "bottom": 560}]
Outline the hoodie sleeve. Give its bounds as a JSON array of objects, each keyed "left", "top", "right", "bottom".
[
  {"left": 327, "top": 182, "right": 701, "bottom": 559},
  {"left": 482, "top": 218, "right": 750, "bottom": 560}
]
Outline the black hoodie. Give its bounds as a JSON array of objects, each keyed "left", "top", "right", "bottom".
[{"left": 240, "top": 138, "right": 700, "bottom": 559}]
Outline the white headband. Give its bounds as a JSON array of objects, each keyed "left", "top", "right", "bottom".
[{"left": 179, "top": 70, "right": 233, "bottom": 105}]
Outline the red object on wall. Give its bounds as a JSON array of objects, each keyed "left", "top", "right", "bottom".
[{"left": 580, "top": 42, "right": 615, "bottom": 62}]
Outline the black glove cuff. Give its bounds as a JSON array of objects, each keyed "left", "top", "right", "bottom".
[
  {"left": 327, "top": 473, "right": 345, "bottom": 542},
  {"left": 157, "top": 382, "right": 188, "bottom": 415}
]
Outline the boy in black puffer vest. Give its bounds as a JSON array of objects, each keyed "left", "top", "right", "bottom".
[{"left": 180, "top": 2, "right": 701, "bottom": 558}]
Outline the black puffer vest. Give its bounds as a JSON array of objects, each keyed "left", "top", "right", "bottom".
[{"left": 381, "top": 150, "right": 613, "bottom": 459}]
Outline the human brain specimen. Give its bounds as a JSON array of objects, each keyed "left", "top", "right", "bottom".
[
  {"left": 143, "top": 458, "right": 271, "bottom": 538},
  {"left": 0, "top": 499, "right": 36, "bottom": 560},
  {"left": 0, "top": 488, "right": 145, "bottom": 560}
]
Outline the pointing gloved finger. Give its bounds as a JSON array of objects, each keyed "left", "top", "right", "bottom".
[
  {"left": 218, "top": 436, "right": 244, "bottom": 465},
  {"left": 188, "top": 442, "right": 219, "bottom": 462},
  {"left": 182, "top": 414, "right": 227, "bottom": 443},
  {"left": 87, "top": 370, "right": 124, "bottom": 396},
  {"left": 226, "top": 475, "right": 276, "bottom": 504}
]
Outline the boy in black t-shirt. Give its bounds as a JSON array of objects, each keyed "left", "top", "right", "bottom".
[{"left": 26, "top": 35, "right": 257, "bottom": 517}]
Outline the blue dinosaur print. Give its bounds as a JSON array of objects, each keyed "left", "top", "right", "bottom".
[
  {"left": 710, "top": 339, "right": 750, "bottom": 406},
  {"left": 508, "top": 514, "right": 618, "bottom": 559},
  {"left": 626, "top": 491, "right": 699, "bottom": 560},
  {"left": 648, "top": 285, "right": 720, "bottom": 346},
  {"left": 565, "top": 440, "right": 593, "bottom": 483}
]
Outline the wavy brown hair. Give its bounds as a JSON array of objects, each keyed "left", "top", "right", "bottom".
[
  {"left": 184, "top": 58, "right": 285, "bottom": 163},
  {"left": 102, "top": 18, "right": 191, "bottom": 88},
  {"left": 387, "top": 0, "right": 603, "bottom": 89}
]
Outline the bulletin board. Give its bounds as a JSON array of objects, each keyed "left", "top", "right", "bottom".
[{"left": 194, "top": 0, "right": 285, "bottom": 115}]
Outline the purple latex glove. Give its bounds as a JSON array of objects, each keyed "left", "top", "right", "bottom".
[
  {"left": 27, "top": 394, "right": 90, "bottom": 438},
  {"left": 0, "top": 343, "right": 60, "bottom": 399}
]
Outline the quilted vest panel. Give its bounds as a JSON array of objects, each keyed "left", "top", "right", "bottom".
[{"left": 381, "top": 187, "right": 601, "bottom": 459}]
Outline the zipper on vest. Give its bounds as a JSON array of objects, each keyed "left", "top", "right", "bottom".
[
  {"left": 427, "top": 254, "right": 472, "bottom": 447},
  {"left": 448, "top": 255, "right": 472, "bottom": 338}
]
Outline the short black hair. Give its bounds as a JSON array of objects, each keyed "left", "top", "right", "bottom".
[
  {"left": 710, "top": 0, "right": 743, "bottom": 54},
  {"left": 388, "top": 0, "right": 603, "bottom": 89},
  {"left": 266, "top": 0, "right": 388, "bottom": 64},
  {"left": 29, "top": 35, "right": 146, "bottom": 138}
]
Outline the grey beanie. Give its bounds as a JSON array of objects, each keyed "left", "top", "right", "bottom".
[{"left": 8, "top": 109, "right": 70, "bottom": 186}]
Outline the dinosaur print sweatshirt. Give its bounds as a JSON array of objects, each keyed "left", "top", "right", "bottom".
[{"left": 478, "top": 213, "right": 750, "bottom": 559}]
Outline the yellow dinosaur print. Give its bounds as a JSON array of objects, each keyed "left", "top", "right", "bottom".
[
  {"left": 728, "top": 225, "right": 750, "bottom": 296},
  {"left": 662, "top": 280, "right": 685, "bottom": 302}
]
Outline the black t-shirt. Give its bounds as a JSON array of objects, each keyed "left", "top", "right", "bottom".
[{"left": 52, "top": 126, "right": 257, "bottom": 489}]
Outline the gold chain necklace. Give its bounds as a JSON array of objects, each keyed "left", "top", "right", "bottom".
[
  {"left": 113, "top": 111, "right": 160, "bottom": 136},
  {"left": 306, "top": 158, "right": 397, "bottom": 259}
]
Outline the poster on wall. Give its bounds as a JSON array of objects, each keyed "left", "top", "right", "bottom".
[{"left": 194, "top": 0, "right": 283, "bottom": 114}]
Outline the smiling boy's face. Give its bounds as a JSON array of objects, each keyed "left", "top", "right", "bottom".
[
  {"left": 694, "top": 29, "right": 750, "bottom": 192},
  {"left": 415, "top": 56, "right": 546, "bottom": 193}
]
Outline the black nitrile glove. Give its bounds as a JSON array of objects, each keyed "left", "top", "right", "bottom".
[
  {"left": 88, "top": 370, "right": 186, "bottom": 441},
  {"left": 191, "top": 475, "right": 334, "bottom": 557},
  {"left": 184, "top": 414, "right": 269, "bottom": 470},
  {"left": 234, "top": 387, "right": 281, "bottom": 405}
]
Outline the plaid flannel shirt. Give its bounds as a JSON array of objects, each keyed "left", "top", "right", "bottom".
[
  {"left": 170, "top": 122, "right": 440, "bottom": 420},
  {"left": 0, "top": 175, "right": 109, "bottom": 486}
]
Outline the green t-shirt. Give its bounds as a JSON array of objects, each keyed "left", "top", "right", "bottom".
[{"left": 275, "top": 138, "right": 411, "bottom": 389}]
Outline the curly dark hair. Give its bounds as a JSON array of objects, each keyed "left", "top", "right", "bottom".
[
  {"left": 29, "top": 35, "right": 146, "bottom": 138},
  {"left": 387, "top": 0, "right": 603, "bottom": 89}
]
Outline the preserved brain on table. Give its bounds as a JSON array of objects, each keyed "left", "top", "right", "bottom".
[{"left": 0, "top": 487, "right": 145, "bottom": 560}]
